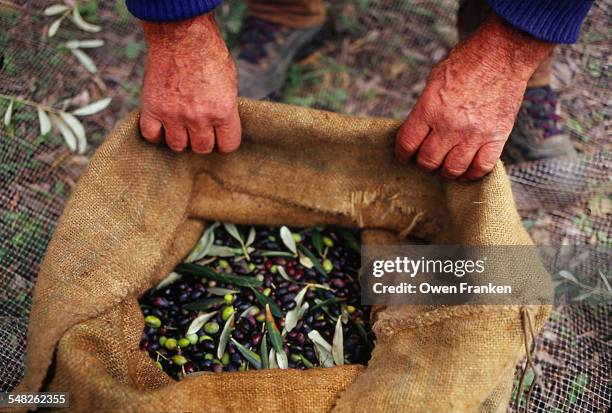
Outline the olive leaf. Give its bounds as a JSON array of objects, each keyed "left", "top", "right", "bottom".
[
  {"left": 207, "top": 287, "right": 239, "bottom": 296},
  {"left": 185, "top": 222, "right": 218, "bottom": 263},
  {"left": 71, "top": 7, "right": 102, "bottom": 32},
  {"left": 298, "top": 250, "right": 314, "bottom": 269},
  {"left": 182, "top": 297, "right": 226, "bottom": 311},
  {"left": 50, "top": 114, "right": 77, "bottom": 151},
  {"left": 268, "top": 348, "right": 278, "bottom": 369},
  {"left": 186, "top": 311, "right": 218, "bottom": 336},
  {"left": 332, "top": 317, "right": 344, "bottom": 365},
  {"left": 223, "top": 222, "right": 243, "bottom": 244},
  {"left": 175, "top": 263, "right": 262, "bottom": 288},
  {"left": 276, "top": 349, "right": 288, "bottom": 369},
  {"left": 299, "top": 354, "right": 314, "bottom": 368},
  {"left": 311, "top": 231, "right": 324, "bottom": 255},
  {"left": 231, "top": 338, "right": 262, "bottom": 369},
  {"left": 297, "top": 302, "right": 309, "bottom": 321},
  {"left": 223, "top": 222, "right": 250, "bottom": 260},
  {"left": 572, "top": 291, "right": 594, "bottom": 302},
  {"left": 70, "top": 48, "right": 97, "bottom": 74},
  {"left": 207, "top": 245, "right": 242, "bottom": 257},
  {"left": 309, "top": 297, "right": 344, "bottom": 312},
  {"left": 340, "top": 303, "right": 350, "bottom": 324},
  {"left": 284, "top": 285, "right": 309, "bottom": 333},
  {"left": 3, "top": 99, "right": 13, "bottom": 126},
  {"left": 59, "top": 112, "right": 86, "bottom": 153},
  {"left": 600, "top": 270, "right": 612, "bottom": 294},
  {"left": 155, "top": 271, "right": 182, "bottom": 290},
  {"left": 65, "top": 39, "right": 105, "bottom": 49},
  {"left": 261, "top": 251, "right": 295, "bottom": 258},
  {"left": 306, "top": 283, "right": 335, "bottom": 292},
  {"left": 260, "top": 334, "right": 269, "bottom": 369},
  {"left": 351, "top": 318, "right": 373, "bottom": 351},
  {"left": 308, "top": 330, "right": 334, "bottom": 367},
  {"left": 245, "top": 226, "right": 256, "bottom": 247},
  {"left": 265, "top": 304, "right": 284, "bottom": 354},
  {"left": 558, "top": 270, "right": 580, "bottom": 285},
  {"left": 339, "top": 229, "right": 361, "bottom": 254},
  {"left": 285, "top": 301, "right": 309, "bottom": 335},
  {"left": 297, "top": 245, "right": 327, "bottom": 278},
  {"left": 217, "top": 313, "right": 234, "bottom": 359},
  {"left": 44, "top": 4, "right": 70, "bottom": 15},
  {"left": 251, "top": 287, "right": 282, "bottom": 317},
  {"left": 48, "top": 17, "right": 64, "bottom": 37},
  {"left": 277, "top": 266, "right": 296, "bottom": 283},
  {"left": 72, "top": 97, "right": 111, "bottom": 116},
  {"left": 37, "top": 106, "right": 51, "bottom": 135},
  {"left": 280, "top": 226, "right": 297, "bottom": 255},
  {"left": 239, "top": 305, "right": 258, "bottom": 319}
]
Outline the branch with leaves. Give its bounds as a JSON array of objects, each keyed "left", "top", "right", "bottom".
[
  {"left": 44, "top": 2, "right": 101, "bottom": 37},
  {"left": 0, "top": 1, "right": 113, "bottom": 153},
  {"left": 1, "top": 95, "right": 111, "bottom": 154},
  {"left": 64, "top": 39, "right": 104, "bottom": 74}
]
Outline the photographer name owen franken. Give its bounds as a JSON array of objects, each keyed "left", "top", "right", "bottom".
[{"left": 372, "top": 282, "right": 512, "bottom": 295}]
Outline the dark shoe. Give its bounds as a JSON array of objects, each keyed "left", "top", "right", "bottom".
[
  {"left": 503, "top": 86, "right": 577, "bottom": 164},
  {"left": 231, "top": 16, "right": 324, "bottom": 99}
]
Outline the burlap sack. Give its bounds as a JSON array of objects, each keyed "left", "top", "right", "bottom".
[{"left": 15, "top": 99, "right": 551, "bottom": 412}]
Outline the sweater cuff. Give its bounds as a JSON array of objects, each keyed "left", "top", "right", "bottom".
[
  {"left": 486, "top": 0, "right": 593, "bottom": 44},
  {"left": 126, "top": 0, "right": 222, "bottom": 22}
]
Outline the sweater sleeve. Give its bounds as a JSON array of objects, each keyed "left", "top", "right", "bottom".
[
  {"left": 486, "top": 0, "right": 593, "bottom": 44},
  {"left": 125, "top": 0, "right": 222, "bottom": 22}
]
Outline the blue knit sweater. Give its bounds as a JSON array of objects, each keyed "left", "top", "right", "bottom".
[{"left": 125, "top": 0, "right": 593, "bottom": 44}]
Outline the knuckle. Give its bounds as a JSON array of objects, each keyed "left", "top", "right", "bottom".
[
  {"left": 444, "top": 165, "right": 466, "bottom": 177},
  {"left": 396, "top": 136, "right": 419, "bottom": 154},
  {"left": 183, "top": 106, "right": 208, "bottom": 122},
  {"left": 214, "top": 100, "right": 236, "bottom": 118},
  {"left": 167, "top": 143, "right": 186, "bottom": 152},
  {"left": 191, "top": 137, "right": 214, "bottom": 154},
  {"left": 417, "top": 155, "right": 439, "bottom": 171},
  {"left": 218, "top": 139, "right": 241, "bottom": 154},
  {"left": 475, "top": 160, "right": 495, "bottom": 173},
  {"left": 192, "top": 145, "right": 213, "bottom": 154},
  {"left": 166, "top": 137, "right": 187, "bottom": 152}
]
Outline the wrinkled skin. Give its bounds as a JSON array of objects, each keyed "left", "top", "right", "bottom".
[
  {"left": 140, "top": 14, "right": 241, "bottom": 154},
  {"left": 139, "top": 13, "right": 551, "bottom": 179},
  {"left": 395, "top": 15, "right": 553, "bottom": 180}
]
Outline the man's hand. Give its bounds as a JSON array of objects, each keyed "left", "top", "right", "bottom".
[
  {"left": 140, "top": 13, "right": 241, "bottom": 154},
  {"left": 395, "top": 15, "right": 553, "bottom": 180}
]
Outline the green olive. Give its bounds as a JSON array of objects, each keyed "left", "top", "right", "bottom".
[
  {"left": 164, "top": 338, "right": 178, "bottom": 350},
  {"left": 322, "top": 258, "right": 333, "bottom": 273},
  {"left": 144, "top": 315, "right": 161, "bottom": 328},
  {"left": 172, "top": 355, "right": 188, "bottom": 366},
  {"left": 204, "top": 322, "right": 220, "bottom": 334},
  {"left": 187, "top": 334, "right": 199, "bottom": 345},
  {"left": 221, "top": 306, "right": 235, "bottom": 321}
]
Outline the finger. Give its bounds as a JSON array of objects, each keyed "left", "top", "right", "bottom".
[
  {"left": 415, "top": 132, "right": 454, "bottom": 172},
  {"left": 395, "top": 105, "right": 430, "bottom": 162},
  {"left": 188, "top": 124, "right": 215, "bottom": 154},
  {"left": 140, "top": 113, "right": 163, "bottom": 143},
  {"left": 163, "top": 121, "right": 188, "bottom": 152},
  {"left": 440, "top": 144, "right": 480, "bottom": 180},
  {"left": 463, "top": 142, "right": 504, "bottom": 180},
  {"left": 215, "top": 109, "right": 242, "bottom": 154}
]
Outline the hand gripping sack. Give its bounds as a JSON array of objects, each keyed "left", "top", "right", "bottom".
[{"left": 15, "top": 99, "right": 551, "bottom": 412}]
